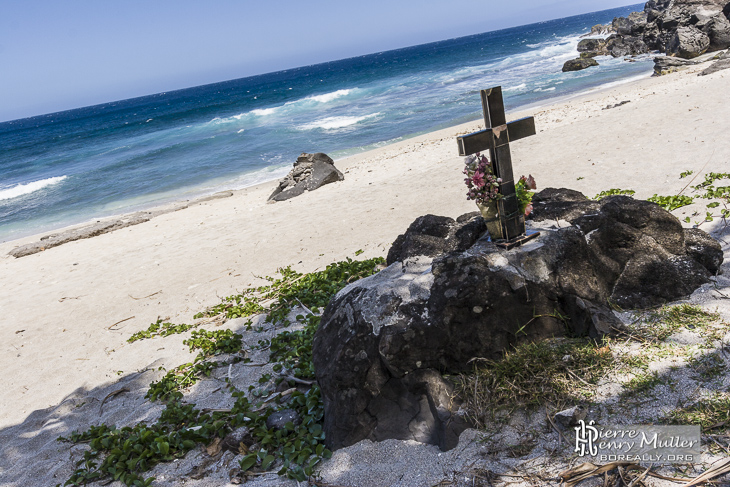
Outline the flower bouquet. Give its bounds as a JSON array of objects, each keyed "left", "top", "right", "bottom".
[{"left": 464, "top": 153, "right": 536, "bottom": 240}]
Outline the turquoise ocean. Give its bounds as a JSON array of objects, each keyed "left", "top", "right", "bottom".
[{"left": 0, "top": 4, "right": 649, "bottom": 243}]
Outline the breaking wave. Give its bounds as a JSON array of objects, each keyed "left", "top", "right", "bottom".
[
  {"left": 0, "top": 176, "right": 68, "bottom": 201},
  {"left": 297, "top": 113, "right": 380, "bottom": 130}
]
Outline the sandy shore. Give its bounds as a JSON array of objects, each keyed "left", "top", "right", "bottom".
[{"left": 1, "top": 58, "right": 730, "bottom": 486}]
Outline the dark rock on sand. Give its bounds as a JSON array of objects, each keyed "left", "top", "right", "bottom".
[
  {"left": 700, "top": 56, "right": 730, "bottom": 73},
  {"left": 267, "top": 152, "right": 344, "bottom": 202},
  {"left": 562, "top": 57, "right": 599, "bottom": 72},
  {"left": 313, "top": 189, "right": 722, "bottom": 452},
  {"left": 697, "top": 14, "right": 730, "bottom": 50},
  {"left": 653, "top": 55, "right": 699, "bottom": 75},
  {"left": 668, "top": 25, "right": 711, "bottom": 58}
]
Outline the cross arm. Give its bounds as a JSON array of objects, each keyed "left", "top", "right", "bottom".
[{"left": 456, "top": 116, "right": 536, "bottom": 156}]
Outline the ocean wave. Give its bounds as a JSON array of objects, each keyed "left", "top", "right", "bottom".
[
  {"left": 306, "top": 89, "right": 352, "bottom": 103},
  {"left": 504, "top": 83, "right": 527, "bottom": 92},
  {"left": 297, "top": 113, "right": 380, "bottom": 131},
  {"left": 0, "top": 176, "right": 67, "bottom": 201},
  {"left": 498, "top": 34, "right": 583, "bottom": 66},
  {"left": 208, "top": 88, "right": 356, "bottom": 127}
]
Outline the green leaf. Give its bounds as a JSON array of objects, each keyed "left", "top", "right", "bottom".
[
  {"left": 239, "top": 454, "right": 257, "bottom": 471},
  {"left": 261, "top": 454, "right": 276, "bottom": 470}
]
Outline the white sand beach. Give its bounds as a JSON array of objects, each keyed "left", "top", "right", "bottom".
[{"left": 1, "top": 60, "right": 730, "bottom": 486}]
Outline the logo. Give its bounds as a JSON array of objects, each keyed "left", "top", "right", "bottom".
[
  {"left": 574, "top": 420, "right": 598, "bottom": 456},
  {"left": 572, "top": 421, "right": 700, "bottom": 465}
]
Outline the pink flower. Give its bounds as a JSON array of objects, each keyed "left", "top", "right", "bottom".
[{"left": 471, "top": 171, "right": 485, "bottom": 188}]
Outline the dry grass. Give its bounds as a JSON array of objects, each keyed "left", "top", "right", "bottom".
[
  {"left": 456, "top": 338, "right": 614, "bottom": 426},
  {"left": 665, "top": 392, "right": 730, "bottom": 431}
]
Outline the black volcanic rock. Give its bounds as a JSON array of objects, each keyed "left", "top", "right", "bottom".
[
  {"left": 268, "top": 152, "right": 344, "bottom": 202},
  {"left": 312, "top": 189, "right": 722, "bottom": 453},
  {"left": 562, "top": 57, "right": 599, "bottom": 72}
]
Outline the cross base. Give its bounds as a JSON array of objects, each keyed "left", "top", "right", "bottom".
[{"left": 492, "top": 229, "right": 540, "bottom": 250}]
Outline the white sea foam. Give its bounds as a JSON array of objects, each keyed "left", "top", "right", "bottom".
[
  {"left": 504, "top": 83, "right": 527, "bottom": 92},
  {"left": 306, "top": 89, "right": 351, "bottom": 103},
  {"left": 0, "top": 176, "right": 67, "bottom": 201},
  {"left": 297, "top": 113, "right": 380, "bottom": 131},
  {"left": 208, "top": 89, "right": 355, "bottom": 126},
  {"left": 250, "top": 107, "right": 279, "bottom": 116}
]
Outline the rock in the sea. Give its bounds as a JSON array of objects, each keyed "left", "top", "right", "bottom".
[
  {"left": 577, "top": 38, "right": 607, "bottom": 53},
  {"left": 668, "top": 25, "right": 711, "bottom": 58},
  {"left": 575, "top": 1, "right": 730, "bottom": 62},
  {"left": 312, "top": 189, "right": 723, "bottom": 452},
  {"left": 267, "top": 153, "right": 344, "bottom": 202},
  {"left": 562, "top": 57, "right": 599, "bottom": 72}
]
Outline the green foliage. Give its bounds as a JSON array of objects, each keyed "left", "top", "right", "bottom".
[
  {"left": 146, "top": 329, "right": 243, "bottom": 402},
  {"left": 647, "top": 194, "right": 694, "bottom": 211},
  {"left": 232, "top": 386, "right": 332, "bottom": 480},
  {"left": 62, "top": 256, "right": 385, "bottom": 485},
  {"left": 183, "top": 329, "right": 243, "bottom": 356},
  {"left": 60, "top": 401, "right": 226, "bottom": 486},
  {"left": 127, "top": 319, "right": 197, "bottom": 343},
  {"left": 195, "top": 257, "right": 385, "bottom": 325},
  {"left": 679, "top": 170, "right": 694, "bottom": 179},
  {"left": 593, "top": 188, "right": 635, "bottom": 200},
  {"left": 270, "top": 314, "right": 320, "bottom": 380},
  {"left": 515, "top": 177, "right": 535, "bottom": 215}
]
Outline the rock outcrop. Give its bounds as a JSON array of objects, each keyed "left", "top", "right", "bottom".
[
  {"left": 653, "top": 55, "right": 701, "bottom": 74},
  {"left": 699, "top": 49, "right": 730, "bottom": 72},
  {"left": 312, "top": 189, "right": 722, "bottom": 452},
  {"left": 562, "top": 57, "right": 599, "bottom": 72},
  {"left": 267, "top": 153, "right": 344, "bottom": 202},
  {"left": 572, "top": 0, "right": 730, "bottom": 71},
  {"left": 668, "top": 25, "right": 711, "bottom": 57}
]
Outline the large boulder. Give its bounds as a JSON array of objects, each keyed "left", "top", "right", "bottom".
[
  {"left": 312, "top": 190, "right": 722, "bottom": 452},
  {"left": 668, "top": 25, "right": 711, "bottom": 57},
  {"left": 577, "top": 38, "right": 607, "bottom": 53},
  {"left": 267, "top": 152, "right": 344, "bottom": 202},
  {"left": 698, "top": 14, "right": 730, "bottom": 50},
  {"left": 562, "top": 57, "right": 599, "bottom": 72},
  {"left": 613, "top": 11, "right": 649, "bottom": 36},
  {"left": 606, "top": 34, "right": 650, "bottom": 57}
]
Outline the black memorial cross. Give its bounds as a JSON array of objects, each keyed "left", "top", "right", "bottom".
[{"left": 457, "top": 86, "right": 539, "bottom": 249}]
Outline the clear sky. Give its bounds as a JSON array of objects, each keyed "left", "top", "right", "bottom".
[{"left": 0, "top": 1, "right": 636, "bottom": 122}]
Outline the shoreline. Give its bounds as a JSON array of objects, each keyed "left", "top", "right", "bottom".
[{"left": 1, "top": 56, "right": 660, "bottom": 254}]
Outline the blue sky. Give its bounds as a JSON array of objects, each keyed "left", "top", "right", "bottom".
[{"left": 0, "top": 1, "right": 635, "bottom": 122}]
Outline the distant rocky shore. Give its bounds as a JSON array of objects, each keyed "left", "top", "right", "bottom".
[{"left": 563, "top": 0, "right": 730, "bottom": 74}]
